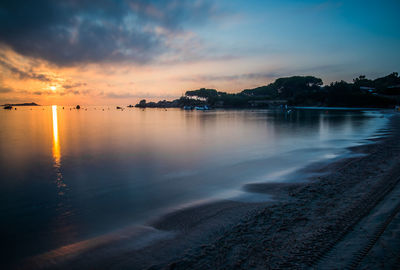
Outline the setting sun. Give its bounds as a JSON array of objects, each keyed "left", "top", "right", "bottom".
[{"left": 50, "top": 86, "right": 56, "bottom": 91}]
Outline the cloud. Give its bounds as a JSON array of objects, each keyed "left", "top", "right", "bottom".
[
  {"left": 292, "top": 64, "right": 345, "bottom": 74},
  {"left": 62, "top": 82, "right": 87, "bottom": 89},
  {"left": 0, "top": 86, "right": 14, "bottom": 93},
  {"left": 182, "top": 72, "right": 281, "bottom": 82},
  {"left": 0, "top": 0, "right": 219, "bottom": 66},
  {"left": 64, "top": 89, "right": 82, "bottom": 95},
  {"left": 0, "top": 58, "right": 51, "bottom": 81},
  {"left": 180, "top": 65, "right": 347, "bottom": 85},
  {"left": 31, "top": 88, "right": 89, "bottom": 96},
  {"left": 106, "top": 91, "right": 176, "bottom": 99},
  {"left": 106, "top": 92, "right": 138, "bottom": 99},
  {"left": 312, "top": 1, "right": 343, "bottom": 12}
]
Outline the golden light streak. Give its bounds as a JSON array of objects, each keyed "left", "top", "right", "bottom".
[
  {"left": 52, "top": 105, "right": 60, "bottom": 165},
  {"left": 52, "top": 105, "right": 66, "bottom": 196}
]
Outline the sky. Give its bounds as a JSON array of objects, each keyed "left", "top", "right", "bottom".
[{"left": 0, "top": 0, "right": 399, "bottom": 105}]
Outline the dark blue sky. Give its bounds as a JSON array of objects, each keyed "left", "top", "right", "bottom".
[{"left": 206, "top": 0, "right": 400, "bottom": 81}]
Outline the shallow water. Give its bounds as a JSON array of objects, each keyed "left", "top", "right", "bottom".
[{"left": 0, "top": 106, "right": 389, "bottom": 264}]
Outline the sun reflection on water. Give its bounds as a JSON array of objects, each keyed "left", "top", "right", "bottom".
[
  {"left": 52, "top": 105, "right": 66, "bottom": 195},
  {"left": 52, "top": 105, "right": 60, "bottom": 165}
]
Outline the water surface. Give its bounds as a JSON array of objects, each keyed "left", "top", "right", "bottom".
[{"left": 0, "top": 106, "right": 388, "bottom": 264}]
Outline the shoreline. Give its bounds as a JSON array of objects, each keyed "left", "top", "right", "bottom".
[
  {"left": 161, "top": 114, "right": 400, "bottom": 269},
  {"left": 291, "top": 106, "right": 395, "bottom": 111},
  {"left": 17, "top": 114, "right": 400, "bottom": 270}
]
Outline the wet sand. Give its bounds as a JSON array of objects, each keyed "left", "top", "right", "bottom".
[{"left": 17, "top": 114, "right": 400, "bottom": 270}]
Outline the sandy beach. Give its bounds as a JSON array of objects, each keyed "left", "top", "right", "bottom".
[
  {"left": 145, "top": 114, "right": 400, "bottom": 270},
  {"left": 15, "top": 113, "right": 399, "bottom": 270}
]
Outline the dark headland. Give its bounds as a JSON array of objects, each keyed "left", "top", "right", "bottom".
[
  {"left": 136, "top": 72, "right": 400, "bottom": 109},
  {"left": 2, "top": 102, "right": 39, "bottom": 106}
]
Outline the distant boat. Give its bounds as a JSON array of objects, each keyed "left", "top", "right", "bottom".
[
  {"left": 127, "top": 105, "right": 134, "bottom": 108},
  {"left": 195, "top": 105, "right": 210, "bottom": 110},
  {"left": 4, "top": 105, "right": 12, "bottom": 110},
  {"left": 116, "top": 106, "right": 123, "bottom": 110},
  {"left": 76, "top": 105, "right": 81, "bottom": 109}
]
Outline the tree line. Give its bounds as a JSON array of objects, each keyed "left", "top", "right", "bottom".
[{"left": 136, "top": 72, "right": 400, "bottom": 108}]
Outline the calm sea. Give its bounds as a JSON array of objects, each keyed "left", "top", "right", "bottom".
[{"left": 0, "top": 106, "right": 389, "bottom": 265}]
